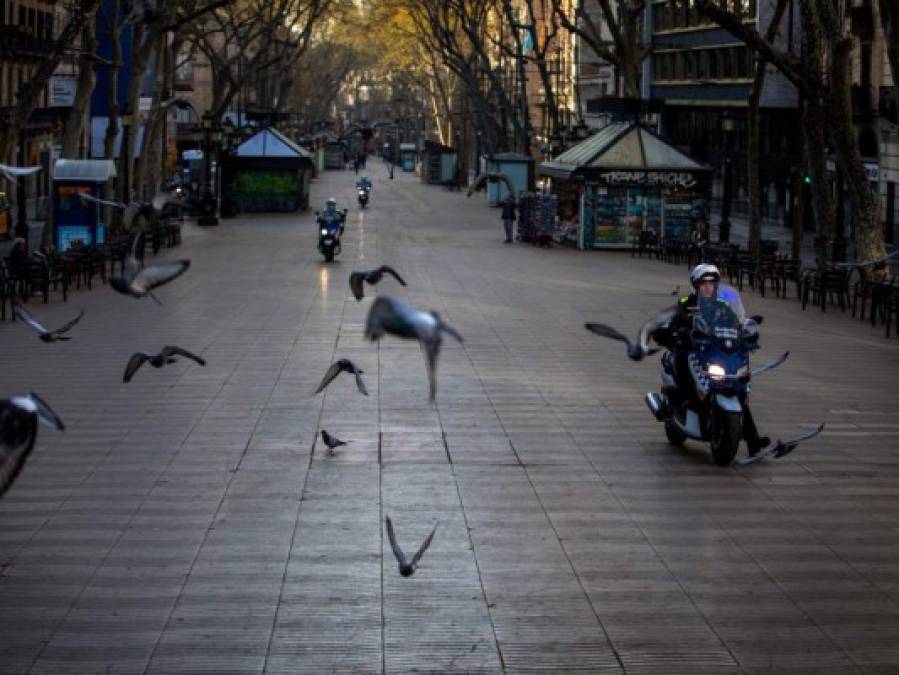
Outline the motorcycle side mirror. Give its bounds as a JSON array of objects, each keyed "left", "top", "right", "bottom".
[{"left": 750, "top": 315, "right": 764, "bottom": 324}]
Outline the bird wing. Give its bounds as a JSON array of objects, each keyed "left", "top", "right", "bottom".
[
  {"left": 585, "top": 322, "right": 633, "bottom": 349},
  {"left": 354, "top": 369, "right": 369, "bottom": 396},
  {"left": 349, "top": 272, "right": 365, "bottom": 301},
  {"left": 736, "top": 423, "right": 825, "bottom": 466},
  {"left": 51, "top": 308, "right": 85, "bottom": 336},
  {"left": 636, "top": 306, "right": 678, "bottom": 355},
  {"left": 25, "top": 393, "right": 65, "bottom": 431},
  {"left": 12, "top": 303, "right": 49, "bottom": 336},
  {"left": 0, "top": 403, "right": 38, "bottom": 498},
  {"left": 160, "top": 346, "right": 206, "bottom": 366},
  {"left": 466, "top": 173, "right": 489, "bottom": 197},
  {"left": 314, "top": 362, "right": 344, "bottom": 394},
  {"left": 151, "top": 190, "right": 187, "bottom": 212},
  {"left": 129, "top": 229, "right": 144, "bottom": 258},
  {"left": 750, "top": 351, "right": 789, "bottom": 378},
  {"left": 438, "top": 319, "right": 464, "bottom": 344},
  {"left": 139, "top": 259, "right": 191, "bottom": 291},
  {"left": 835, "top": 249, "right": 899, "bottom": 268},
  {"left": 423, "top": 336, "right": 441, "bottom": 402},
  {"left": 384, "top": 515, "right": 408, "bottom": 568},
  {"left": 379, "top": 266, "right": 407, "bottom": 287},
  {"left": 123, "top": 203, "right": 142, "bottom": 231},
  {"left": 0, "top": 163, "right": 42, "bottom": 181},
  {"left": 123, "top": 353, "right": 151, "bottom": 382},
  {"left": 79, "top": 192, "right": 127, "bottom": 210},
  {"left": 409, "top": 522, "right": 439, "bottom": 568}
]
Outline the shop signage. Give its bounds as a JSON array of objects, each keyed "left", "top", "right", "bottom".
[
  {"left": 600, "top": 171, "right": 698, "bottom": 188},
  {"left": 49, "top": 76, "right": 77, "bottom": 107}
]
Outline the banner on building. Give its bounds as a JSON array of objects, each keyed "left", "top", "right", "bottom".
[{"left": 49, "top": 76, "right": 78, "bottom": 107}]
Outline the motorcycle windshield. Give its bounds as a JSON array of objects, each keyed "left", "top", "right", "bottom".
[{"left": 695, "top": 284, "right": 743, "bottom": 346}]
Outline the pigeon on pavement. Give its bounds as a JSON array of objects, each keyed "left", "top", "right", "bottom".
[{"left": 320, "top": 430, "right": 347, "bottom": 454}]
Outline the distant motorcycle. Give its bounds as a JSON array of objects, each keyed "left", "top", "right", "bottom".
[
  {"left": 357, "top": 186, "right": 370, "bottom": 208},
  {"left": 317, "top": 209, "right": 347, "bottom": 262}
]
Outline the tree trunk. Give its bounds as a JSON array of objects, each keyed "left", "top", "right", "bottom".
[
  {"left": 747, "top": 62, "right": 765, "bottom": 258},
  {"left": 803, "top": 98, "right": 836, "bottom": 266},
  {"left": 827, "top": 36, "right": 885, "bottom": 269},
  {"left": 103, "top": 0, "right": 121, "bottom": 160},
  {"left": 879, "top": 0, "right": 899, "bottom": 116},
  {"left": 61, "top": 25, "right": 97, "bottom": 158}
]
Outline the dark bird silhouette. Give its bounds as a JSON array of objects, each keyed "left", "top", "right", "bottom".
[
  {"left": 735, "top": 423, "right": 825, "bottom": 466},
  {"left": 364, "top": 295, "right": 464, "bottom": 402},
  {"left": 585, "top": 306, "right": 678, "bottom": 361},
  {"left": 349, "top": 265, "right": 407, "bottom": 301},
  {"left": 110, "top": 231, "right": 190, "bottom": 304},
  {"left": 320, "top": 430, "right": 347, "bottom": 454},
  {"left": 835, "top": 249, "right": 899, "bottom": 270},
  {"left": 80, "top": 190, "right": 186, "bottom": 230},
  {"left": 1, "top": 393, "right": 64, "bottom": 498},
  {"left": 314, "top": 358, "right": 368, "bottom": 396},
  {"left": 123, "top": 346, "right": 206, "bottom": 382},
  {"left": 13, "top": 303, "right": 84, "bottom": 342},
  {"left": 466, "top": 172, "right": 515, "bottom": 198},
  {"left": 385, "top": 514, "right": 438, "bottom": 577}
]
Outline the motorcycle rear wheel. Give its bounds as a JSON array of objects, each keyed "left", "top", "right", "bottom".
[{"left": 710, "top": 409, "right": 742, "bottom": 466}]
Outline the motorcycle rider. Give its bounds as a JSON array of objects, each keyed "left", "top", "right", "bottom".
[
  {"left": 319, "top": 197, "right": 346, "bottom": 234},
  {"left": 356, "top": 176, "right": 372, "bottom": 193},
  {"left": 652, "top": 263, "right": 770, "bottom": 456}
]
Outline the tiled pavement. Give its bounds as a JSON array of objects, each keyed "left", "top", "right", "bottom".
[{"left": 1, "top": 166, "right": 899, "bottom": 674}]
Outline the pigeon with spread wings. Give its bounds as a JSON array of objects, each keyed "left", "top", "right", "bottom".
[
  {"left": 123, "top": 346, "right": 206, "bottom": 382},
  {"left": 585, "top": 306, "right": 678, "bottom": 361},
  {"left": 110, "top": 231, "right": 190, "bottom": 304},
  {"left": 466, "top": 172, "right": 515, "bottom": 198},
  {"left": 0, "top": 393, "right": 64, "bottom": 498},
  {"left": 314, "top": 358, "right": 368, "bottom": 395},
  {"left": 384, "top": 515, "right": 438, "bottom": 577},
  {"left": 364, "top": 295, "right": 463, "bottom": 402},
  {"left": 13, "top": 303, "right": 84, "bottom": 342},
  {"left": 349, "top": 265, "right": 407, "bottom": 301}
]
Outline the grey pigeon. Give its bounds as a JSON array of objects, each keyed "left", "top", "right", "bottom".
[
  {"left": 735, "top": 423, "right": 825, "bottom": 467},
  {"left": 320, "top": 430, "right": 347, "bottom": 454},
  {"left": 835, "top": 249, "right": 899, "bottom": 270},
  {"left": 466, "top": 172, "right": 514, "bottom": 198},
  {"left": 80, "top": 190, "right": 185, "bottom": 230},
  {"left": 123, "top": 346, "right": 206, "bottom": 382},
  {"left": 0, "top": 393, "right": 64, "bottom": 498},
  {"left": 385, "top": 514, "right": 438, "bottom": 577},
  {"left": 349, "top": 266, "right": 407, "bottom": 301},
  {"left": 585, "top": 306, "right": 678, "bottom": 361},
  {"left": 314, "top": 358, "right": 368, "bottom": 395},
  {"left": 364, "top": 295, "right": 463, "bottom": 402},
  {"left": 110, "top": 231, "right": 190, "bottom": 304},
  {"left": 13, "top": 303, "right": 84, "bottom": 342}
]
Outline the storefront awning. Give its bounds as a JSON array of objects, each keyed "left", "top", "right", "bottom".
[
  {"left": 539, "top": 122, "right": 711, "bottom": 180},
  {"left": 53, "top": 159, "right": 117, "bottom": 182},
  {"left": 235, "top": 127, "right": 313, "bottom": 159}
]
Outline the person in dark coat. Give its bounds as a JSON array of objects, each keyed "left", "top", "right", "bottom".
[{"left": 501, "top": 193, "right": 517, "bottom": 243}]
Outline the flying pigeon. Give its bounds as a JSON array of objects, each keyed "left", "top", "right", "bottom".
[
  {"left": 0, "top": 393, "right": 64, "bottom": 498},
  {"left": 314, "top": 358, "right": 368, "bottom": 395},
  {"left": 320, "top": 430, "right": 347, "bottom": 454},
  {"left": 735, "top": 423, "right": 825, "bottom": 467},
  {"left": 0, "top": 163, "right": 41, "bottom": 183},
  {"left": 364, "top": 295, "right": 464, "bottom": 402},
  {"left": 835, "top": 249, "right": 899, "bottom": 270},
  {"left": 385, "top": 514, "right": 438, "bottom": 577},
  {"left": 466, "top": 172, "right": 515, "bottom": 198},
  {"left": 349, "top": 265, "right": 407, "bottom": 301},
  {"left": 13, "top": 303, "right": 84, "bottom": 342},
  {"left": 123, "top": 346, "right": 206, "bottom": 382},
  {"left": 80, "top": 190, "right": 185, "bottom": 230},
  {"left": 585, "top": 306, "right": 678, "bottom": 361},
  {"left": 110, "top": 231, "right": 190, "bottom": 304}
]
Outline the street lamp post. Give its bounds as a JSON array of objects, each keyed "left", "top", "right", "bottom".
[
  {"left": 198, "top": 111, "right": 221, "bottom": 226},
  {"left": 719, "top": 109, "right": 735, "bottom": 243},
  {"left": 120, "top": 105, "right": 134, "bottom": 207},
  {"left": 15, "top": 128, "right": 28, "bottom": 241}
]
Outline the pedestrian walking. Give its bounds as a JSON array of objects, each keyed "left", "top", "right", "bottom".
[{"left": 501, "top": 192, "right": 517, "bottom": 243}]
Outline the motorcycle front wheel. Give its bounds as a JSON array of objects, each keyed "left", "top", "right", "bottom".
[
  {"left": 664, "top": 420, "right": 686, "bottom": 446},
  {"left": 710, "top": 409, "right": 742, "bottom": 466}
]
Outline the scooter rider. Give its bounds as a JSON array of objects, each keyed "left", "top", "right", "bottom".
[
  {"left": 319, "top": 197, "right": 346, "bottom": 234},
  {"left": 652, "top": 264, "right": 770, "bottom": 456},
  {"left": 356, "top": 176, "right": 372, "bottom": 192}
]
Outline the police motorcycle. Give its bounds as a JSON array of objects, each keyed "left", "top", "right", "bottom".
[
  {"left": 356, "top": 179, "right": 371, "bottom": 208},
  {"left": 316, "top": 201, "right": 347, "bottom": 262},
  {"left": 643, "top": 285, "right": 818, "bottom": 466}
]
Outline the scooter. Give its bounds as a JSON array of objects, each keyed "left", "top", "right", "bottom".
[
  {"left": 357, "top": 186, "right": 370, "bottom": 208},
  {"left": 644, "top": 285, "right": 810, "bottom": 466},
  {"left": 316, "top": 209, "right": 347, "bottom": 262}
]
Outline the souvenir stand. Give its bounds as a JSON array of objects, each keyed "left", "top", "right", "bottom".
[{"left": 538, "top": 122, "right": 711, "bottom": 250}]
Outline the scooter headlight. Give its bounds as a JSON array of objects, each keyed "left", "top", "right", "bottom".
[
  {"left": 358, "top": 190, "right": 366, "bottom": 196},
  {"left": 320, "top": 228, "right": 329, "bottom": 236},
  {"left": 707, "top": 364, "right": 726, "bottom": 381}
]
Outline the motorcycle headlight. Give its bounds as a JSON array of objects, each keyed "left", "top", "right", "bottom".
[
  {"left": 358, "top": 190, "right": 365, "bottom": 195},
  {"left": 707, "top": 364, "right": 726, "bottom": 381},
  {"left": 320, "top": 228, "right": 328, "bottom": 236}
]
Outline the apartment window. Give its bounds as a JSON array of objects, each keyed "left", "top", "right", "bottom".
[
  {"left": 0, "top": 0, "right": 6, "bottom": 26},
  {"left": 36, "top": 12, "right": 42, "bottom": 37},
  {"left": 46, "top": 13, "right": 52, "bottom": 38},
  {"left": 18, "top": 4, "right": 25, "bottom": 26},
  {"left": 27, "top": 6, "right": 34, "bottom": 32}
]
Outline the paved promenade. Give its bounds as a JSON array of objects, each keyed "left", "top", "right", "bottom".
[{"left": 2, "top": 166, "right": 899, "bottom": 674}]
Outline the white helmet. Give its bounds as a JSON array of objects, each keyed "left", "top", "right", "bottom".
[
  {"left": 326, "top": 197, "right": 337, "bottom": 207},
  {"left": 690, "top": 263, "right": 721, "bottom": 289}
]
